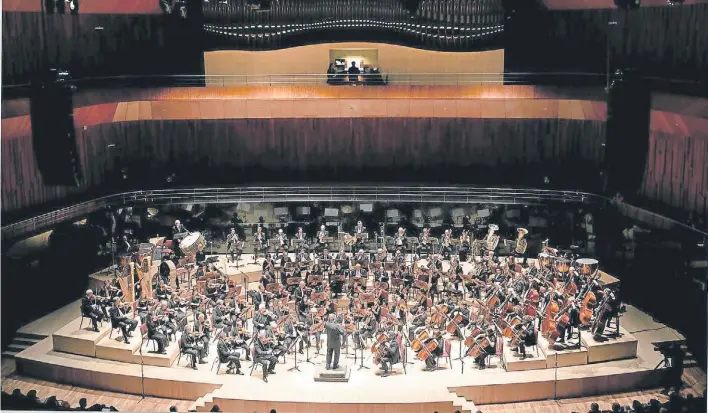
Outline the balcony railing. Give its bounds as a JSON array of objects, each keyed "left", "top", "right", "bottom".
[{"left": 1, "top": 185, "right": 595, "bottom": 240}]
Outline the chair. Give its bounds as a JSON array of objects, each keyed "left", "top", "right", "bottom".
[
  {"left": 211, "top": 357, "right": 225, "bottom": 374},
  {"left": 248, "top": 347, "right": 266, "bottom": 376},
  {"left": 437, "top": 339, "right": 453, "bottom": 369},
  {"left": 140, "top": 324, "right": 158, "bottom": 352},
  {"left": 79, "top": 308, "right": 99, "bottom": 331}
]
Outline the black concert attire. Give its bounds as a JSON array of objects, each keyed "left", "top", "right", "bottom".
[
  {"left": 429, "top": 272, "right": 441, "bottom": 301},
  {"left": 136, "top": 298, "right": 150, "bottom": 323},
  {"left": 146, "top": 317, "right": 168, "bottom": 353},
  {"left": 282, "top": 318, "right": 302, "bottom": 353},
  {"left": 293, "top": 285, "right": 306, "bottom": 303},
  {"left": 380, "top": 337, "right": 401, "bottom": 376},
  {"left": 213, "top": 305, "right": 228, "bottom": 329},
  {"left": 168, "top": 298, "right": 188, "bottom": 330},
  {"left": 254, "top": 339, "right": 278, "bottom": 381},
  {"left": 325, "top": 321, "right": 345, "bottom": 369},
  {"left": 450, "top": 306, "right": 470, "bottom": 337},
  {"left": 192, "top": 318, "right": 211, "bottom": 357},
  {"left": 229, "top": 326, "right": 251, "bottom": 359},
  {"left": 423, "top": 336, "right": 444, "bottom": 369},
  {"left": 82, "top": 296, "right": 104, "bottom": 331},
  {"left": 516, "top": 322, "right": 536, "bottom": 358},
  {"left": 155, "top": 285, "right": 170, "bottom": 302},
  {"left": 451, "top": 264, "right": 464, "bottom": 292},
  {"left": 180, "top": 333, "right": 200, "bottom": 368},
  {"left": 171, "top": 223, "right": 188, "bottom": 258},
  {"left": 393, "top": 233, "right": 407, "bottom": 253},
  {"left": 476, "top": 333, "right": 497, "bottom": 369},
  {"left": 253, "top": 311, "right": 273, "bottom": 334},
  {"left": 109, "top": 305, "right": 137, "bottom": 344},
  {"left": 418, "top": 233, "right": 432, "bottom": 256},
  {"left": 354, "top": 316, "right": 377, "bottom": 349},
  {"left": 217, "top": 340, "right": 242, "bottom": 374},
  {"left": 557, "top": 303, "right": 580, "bottom": 346},
  {"left": 159, "top": 260, "right": 171, "bottom": 286}
]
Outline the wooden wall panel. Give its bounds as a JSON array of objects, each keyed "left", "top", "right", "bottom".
[
  {"left": 1, "top": 12, "right": 203, "bottom": 85},
  {"left": 0, "top": 118, "right": 606, "bottom": 214}
]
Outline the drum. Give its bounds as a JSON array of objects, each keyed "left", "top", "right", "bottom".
[
  {"left": 538, "top": 253, "right": 554, "bottom": 268},
  {"left": 554, "top": 258, "right": 571, "bottom": 274},
  {"left": 117, "top": 254, "right": 132, "bottom": 267},
  {"left": 180, "top": 232, "right": 206, "bottom": 256},
  {"left": 576, "top": 258, "right": 599, "bottom": 276}
]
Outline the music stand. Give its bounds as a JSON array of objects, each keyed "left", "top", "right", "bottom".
[
  {"left": 287, "top": 335, "right": 302, "bottom": 372},
  {"left": 357, "top": 343, "right": 370, "bottom": 370}
]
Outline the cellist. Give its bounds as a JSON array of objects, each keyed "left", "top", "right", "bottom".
[{"left": 422, "top": 330, "right": 444, "bottom": 371}]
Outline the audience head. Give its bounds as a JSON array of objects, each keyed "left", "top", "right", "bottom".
[
  {"left": 611, "top": 402, "right": 621, "bottom": 412},
  {"left": 589, "top": 402, "right": 600, "bottom": 412},
  {"left": 80, "top": 398, "right": 88, "bottom": 408},
  {"left": 26, "top": 390, "right": 38, "bottom": 400},
  {"left": 210, "top": 405, "right": 221, "bottom": 412},
  {"left": 169, "top": 406, "right": 177, "bottom": 412},
  {"left": 270, "top": 410, "right": 277, "bottom": 413}
]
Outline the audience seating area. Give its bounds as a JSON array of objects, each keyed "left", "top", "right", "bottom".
[
  {"left": 1, "top": 389, "right": 118, "bottom": 411},
  {"left": 572, "top": 392, "right": 706, "bottom": 413}
]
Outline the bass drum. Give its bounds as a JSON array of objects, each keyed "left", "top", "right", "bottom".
[
  {"left": 180, "top": 232, "right": 206, "bottom": 256},
  {"left": 576, "top": 258, "right": 599, "bottom": 276}
]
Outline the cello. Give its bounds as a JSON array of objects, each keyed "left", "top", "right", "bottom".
[{"left": 578, "top": 290, "right": 596, "bottom": 326}]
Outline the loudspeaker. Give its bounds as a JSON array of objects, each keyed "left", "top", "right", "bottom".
[
  {"left": 30, "top": 70, "right": 83, "bottom": 187},
  {"left": 604, "top": 69, "right": 650, "bottom": 195}
]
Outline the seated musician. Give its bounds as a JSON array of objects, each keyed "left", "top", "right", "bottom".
[
  {"left": 423, "top": 330, "right": 444, "bottom": 371},
  {"left": 316, "top": 225, "right": 328, "bottom": 252},
  {"left": 253, "top": 304, "right": 274, "bottom": 333},
  {"left": 440, "top": 229, "right": 453, "bottom": 259},
  {"left": 253, "top": 284, "right": 270, "bottom": 309},
  {"left": 171, "top": 220, "right": 188, "bottom": 257},
  {"left": 394, "top": 227, "right": 407, "bottom": 253},
  {"left": 408, "top": 307, "right": 427, "bottom": 339},
  {"left": 107, "top": 276, "right": 124, "bottom": 300},
  {"left": 213, "top": 300, "right": 229, "bottom": 330},
  {"left": 335, "top": 248, "right": 349, "bottom": 261},
  {"left": 82, "top": 290, "right": 105, "bottom": 332},
  {"left": 475, "top": 327, "right": 497, "bottom": 370},
  {"left": 459, "top": 229, "right": 471, "bottom": 262},
  {"left": 354, "top": 309, "right": 377, "bottom": 350},
  {"left": 108, "top": 298, "right": 137, "bottom": 344},
  {"left": 351, "top": 263, "right": 367, "bottom": 279},
  {"left": 514, "top": 316, "right": 536, "bottom": 359},
  {"left": 229, "top": 316, "right": 250, "bottom": 352},
  {"left": 379, "top": 335, "right": 401, "bottom": 377},
  {"left": 297, "top": 297, "right": 311, "bottom": 325},
  {"left": 145, "top": 314, "right": 168, "bottom": 354},
  {"left": 429, "top": 270, "right": 441, "bottom": 301},
  {"left": 136, "top": 296, "right": 151, "bottom": 323},
  {"left": 158, "top": 257, "right": 171, "bottom": 286},
  {"left": 394, "top": 249, "right": 406, "bottom": 266},
  {"left": 354, "top": 249, "right": 368, "bottom": 262},
  {"left": 418, "top": 227, "right": 431, "bottom": 255},
  {"left": 154, "top": 301, "right": 177, "bottom": 339},
  {"left": 376, "top": 248, "right": 388, "bottom": 264},
  {"left": 179, "top": 325, "right": 203, "bottom": 369},
  {"left": 193, "top": 313, "right": 212, "bottom": 353},
  {"left": 450, "top": 258, "right": 464, "bottom": 292},
  {"left": 172, "top": 219, "right": 188, "bottom": 236},
  {"left": 449, "top": 302, "right": 471, "bottom": 336},
  {"left": 281, "top": 310, "right": 302, "bottom": 354},
  {"left": 293, "top": 281, "right": 307, "bottom": 303},
  {"left": 155, "top": 280, "right": 170, "bottom": 302},
  {"left": 428, "top": 254, "right": 443, "bottom": 271},
  {"left": 216, "top": 332, "right": 243, "bottom": 375},
  {"left": 168, "top": 293, "right": 188, "bottom": 329},
  {"left": 320, "top": 248, "right": 332, "bottom": 261},
  {"left": 254, "top": 331, "right": 278, "bottom": 383},
  {"left": 354, "top": 221, "right": 366, "bottom": 251}
]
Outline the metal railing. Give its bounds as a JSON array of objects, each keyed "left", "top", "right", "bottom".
[{"left": 1, "top": 185, "right": 595, "bottom": 240}]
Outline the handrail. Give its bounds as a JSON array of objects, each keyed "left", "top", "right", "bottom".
[{"left": 1, "top": 185, "right": 595, "bottom": 240}]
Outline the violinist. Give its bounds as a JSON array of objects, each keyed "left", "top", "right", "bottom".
[
  {"left": 168, "top": 292, "right": 188, "bottom": 329},
  {"left": 316, "top": 225, "right": 328, "bottom": 252},
  {"left": 81, "top": 290, "right": 105, "bottom": 332},
  {"left": 213, "top": 300, "right": 228, "bottom": 330},
  {"left": 229, "top": 318, "right": 251, "bottom": 360},
  {"left": 145, "top": 314, "right": 168, "bottom": 354},
  {"left": 252, "top": 284, "right": 269, "bottom": 310},
  {"left": 155, "top": 301, "right": 177, "bottom": 338},
  {"left": 226, "top": 228, "right": 243, "bottom": 263},
  {"left": 180, "top": 325, "right": 202, "bottom": 370},
  {"left": 155, "top": 280, "right": 170, "bottom": 301},
  {"left": 297, "top": 296, "right": 311, "bottom": 324},
  {"left": 423, "top": 330, "right": 444, "bottom": 371},
  {"left": 109, "top": 298, "right": 137, "bottom": 344},
  {"left": 450, "top": 258, "right": 464, "bottom": 292},
  {"left": 193, "top": 312, "right": 212, "bottom": 353},
  {"left": 275, "top": 228, "right": 287, "bottom": 253},
  {"left": 254, "top": 331, "right": 278, "bottom": 383},
  {"left": 136, "top": 296, "right": 151, "bottom": 323},
  {"left": 254, "top": 304, "right": 274, "bottom": 333},
  {"left": 106, "top": 276, "right": 124, "bottom": 300},
  {"left": 281, "top": 310, "right": 302, "bottom": 354},
  {"left": 394, "top": 227, "right": 407, "bottom": 252},
  {"left": 216, "top": 333, "right": 243, "bottom": 375},
  {"left": 354, "top": 309, "right": 377, "bottom": 350},
  {"left": 379, "top": 335, "right": 401, "bottom": 378}
]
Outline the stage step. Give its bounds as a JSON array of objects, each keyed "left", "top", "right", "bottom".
[
  {"left": 448, "top": 391, "right": 477, "bottom": 413},
  {"left": 14, "top": 337, "right": 42, "bottom": 346},
  {"left": 537, "top": 335, "right": 589, "bottom": 368},
  {"left": 314, "top": 365, "right": 351, "bottom": 382},
  {"left": 15, "top": 332, "right": 47, "bottom": 341},
  {"left": 502, "top": 341, "right": 547, "bottom": 371},
  {"left": 581, "top": 325, "right": 638, "bottom": 363},
  {"left": 7, "top": 344, "right": 27, "bottom": 353},
  {"left": 1, "top": 350, "right": 20, "bottom": 359}
]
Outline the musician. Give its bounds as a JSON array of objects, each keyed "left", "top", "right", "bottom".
[
  {"left": 254, "top": 226, "right": 267, "bottom": 258},
  {"left": 155, "top": 301, "right": 177, "bottom": 338},
  {"left": 316, "top": 225, "right": 328, "bottom": 252},
  {"left": 106, "top": 276, "right": 124, "bottom": 300},
  {"left": 252, "top": 284, "right": 269, "bottom": 310},
  {"left": 516, "top": 316, "right": 536, "bottom": 360},
  {"left": 226, "top": 228, "right": 242, "bottom": 263},
  {"left": 329, "top": 267, "right": 344, "bottom": 298},
  {"left": 476, "top": 327, "right": 497, "bottom": 370},
  {"left": 450, "top": 302, "right": 471, "bottom": 335},
  {"left": 216, "top": 332, "right": 244, "bottom": 375},
  {"left": 254, "top": 304, "right": 274, "bottom": 333},
  {"left": 82, "top": 290, "right": 105, "bottom": 332},
  {"left": 450, "top": 258, "right": 464, "bottom": 292},
  {"left": 408, "top": 307, "right": 427, "bottom": 339},
  {"left": 379, "top": 335, "right": 401, "bottom": 377},
  {"left": 295, "top": 226, "right": 306, "bottom": 241},
  {"left": 172, "top": 220, "right": 188, "bottom": 236},
  {"left": 213, "top": 300, "right": 228, "bottom": 330},
  {"left": 558, "top": 296, "right": 580, "bottom": 349},
  {"left": 297, "top": 297, "right": 311, "bottom": 324},
  {"left": 354, "top": 249, "right": 368, "bottom": 262},
  {"left": 274, "top": 228, "right": 287, "bottom": 253},
  {"left": 180, "top": 325, "right": 202, "bottom": 369},
  {"left": 394, "top": 227, "right": 407, "bottom": 252},
  {"left": 511, "top": 228, "right": 529, "bottom": 263},
  {"left": 281, "top": 312, "right": 302, "bottom": 353},
  {"left": 193, "top": 313, "right": 212, "bottom": 353},
  {"left": 351, "top": 263, "right": 367, "bottom": 279},
  {"left": 418, "top": 227, "right": 432, "bottom": 256},
  {"left": 320, "top": 248, "right": 332, "bottom": 261},
  {"left": 354, "top": 309, "right": 377, "bottom": 349},
  {"left": 136, "top": 297, "right": 151, "bottom": 322},
  {"left": 145, "top": 314, "right": 168, "bottom": 354},
  {"left": 440, "top": 229, "right": 453, "bottom": 259},
  {"left": 293, "top": 281, "right": 307, "bottom": 303},
  {"left": 428, "top": 254, "right": 443, "bottom": 271},
  {"left": 254, "top": 331, "right": 278, "bottom": 383},
  {"left": 459, "top": 230, "right": 472, "bottom": 262},
  {"left": 168, "top": 292, "right": 188, "bottom": 329},
  {"left": 429, "top": 270, "right": 441, "bottom": 301},
  {"left": 423, "top": 330, "right": 444, "bottom": 371},
  {"left": 325, "top": 314, "right": 345, "bottom": 370},
  {"left": 109, "top": 298, "right": 137, "bottom": 344},
  {"left": 482, "top": 224, "right": 500, "bottom": 256},
  {"left": 155, "top": 280, "right": 171, "bottom": 301}
]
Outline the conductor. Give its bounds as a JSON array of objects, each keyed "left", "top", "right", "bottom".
[{"left": 325, "top": 313, "right": 345, "bottom": 370}]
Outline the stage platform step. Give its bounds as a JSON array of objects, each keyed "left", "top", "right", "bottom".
[
  {"left": 15, "top": 332, "right": 47, "bottom": 341},
  {"left": 95, "top": 332, "right": 143, "bottom": 362},
  {"left": 14, "top": 337, "right": 42, "bottom": 346},
  {"left": 537, "top": 335, "right": 589, "bottom": 368},
  {"left": 52, "top": 317, "right": 113, "bottom": 357},
  {"left": 136, "top": 340, "right": 180, "bottom": 367},
  {"left": 2, "top": 350, "right": 20, "bottom": 359},
  {"left": 502, "top": 342, "right": 547, "bottom": 371},
  {"left": 314, "top": 365, "right": 351, "bottom": 382},
  {"left": 581, "top": 325, "right": 638, "bottom": 363}
]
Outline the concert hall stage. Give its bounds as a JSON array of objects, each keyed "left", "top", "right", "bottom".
[{"left": 12, "top": 255, "right": 686, "bottom": 413}]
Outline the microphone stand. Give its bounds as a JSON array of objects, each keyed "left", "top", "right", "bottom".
[{"left": 139, "top": 338, "right": 146, "bottom": 400}]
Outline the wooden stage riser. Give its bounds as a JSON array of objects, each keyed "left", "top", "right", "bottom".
[
  {"left": 201, "top": 400, "right": 458, "bottom": 413},
  {"left": 451, "top": 369, "right": 665, "bottom": 405},
  {"left": 16, "top": 357, "right": 220, "bottom": 400}
]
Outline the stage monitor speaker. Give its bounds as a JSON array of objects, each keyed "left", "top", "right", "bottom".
[
  {"left": 604, "top": 69, "right": 650, "bottom": 195},
  {"left": 30, "top": 69, "right": 83, "bottom": 187}
]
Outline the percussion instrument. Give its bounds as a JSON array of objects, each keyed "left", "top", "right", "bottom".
[
  {"left": 576, "top": 258, "right": 599, "bottom": 276},
  {"left": 554, "top": 258, "right": 571, "bottom": 274},
  {"left": 117, "top": 254, "right": 132, "bottom": 267},
  {"left": 538, "top": 253, "right": 554, "bottom": 268},
  {"left": 180, "top": 232, "right": 206, "bottom": 256}
]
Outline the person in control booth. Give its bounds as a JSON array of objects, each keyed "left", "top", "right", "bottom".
[{"left": 348, "top": 61, "right": 361, "bottom": 83}]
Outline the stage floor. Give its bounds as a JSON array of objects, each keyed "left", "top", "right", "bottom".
[{"left": 15, "top": 254, "right": 693, "bottom": 413}]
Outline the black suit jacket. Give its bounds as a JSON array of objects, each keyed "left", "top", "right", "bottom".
[
  {"left": 325, "top": 322, "right": 344, "bottom": 349},
  {"left": 108, "top": 306, "right": 127, "bottom": 328},
  {"left": 81, "top": 297, "right": 95, "bottom": 316},
  {"left": 217, "top": 341, "right": 233, "bottom": 362}
]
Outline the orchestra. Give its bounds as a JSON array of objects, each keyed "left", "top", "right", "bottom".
[{"left": 97, "top": 217, "right": 619, "bottom": 382}]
